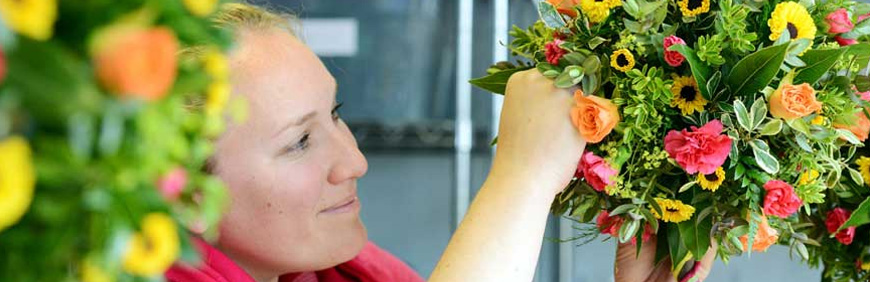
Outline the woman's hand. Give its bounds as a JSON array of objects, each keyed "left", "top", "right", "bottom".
[
  {"left": 491, "top": 69, "right": 587, "bottom": 196},
  {"left": 615, "top": 237, "right": 717, "bottom": 282}
]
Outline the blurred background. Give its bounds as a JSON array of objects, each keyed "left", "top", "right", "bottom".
[{"left": 257, "top": 0, "right": 868, "bottom": 281}]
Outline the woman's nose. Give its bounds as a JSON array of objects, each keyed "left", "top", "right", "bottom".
[{"left": 327, "top": 123, "right": 368, "bottom": 185}]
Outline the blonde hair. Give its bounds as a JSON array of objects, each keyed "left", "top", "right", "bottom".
[{"left": 212, "top": 3, "right": 299, "bottom": 35}]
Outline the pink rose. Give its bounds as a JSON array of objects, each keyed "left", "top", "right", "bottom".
[
  {"left": 826, "top": 8, "right": 854, "bottom": 34},
  {"left": 826, "top": 208, "right": 856, "bottom": 245},
  {"left": 157, "top": 167, "right": 187, "bottom": 201},
  {"left": 577, "top": 151, "right": 618, "bottom": 192},
  {"left": 762, "top": 180, "right": 802, "bottom": 218},
  {"left": 545, "top": 39, "right": 567, "bottom": 65},
  {"left": 836, "top": 36, "right": 859, "bottom": 46},
  {"left": 663, "top": 35, "right": 686, "bottom": 67},
  {"left": 664, "top": 120, "right": 732, "bottom": 175}
]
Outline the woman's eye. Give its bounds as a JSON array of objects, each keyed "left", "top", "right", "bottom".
[
  {"left": 331, "top": 102, "right": 344, "bottom": 121},
  {"left": 283, "top": 133, "right": 310, "bottom": 154}
]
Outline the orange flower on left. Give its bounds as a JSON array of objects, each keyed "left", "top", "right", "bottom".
[
  {"left": 0, "top": 136, "right": 36, "bottom": 233},
  {"left": 0, "top": 0, "right": 57, "bottom": 41},
  {"left": 94, "top": 27, "right": 179, "bottom": 101},
  {"left": 570, "top": 90, "right": 619, "bottom": 143},
  {"left": 546, "top": 0, "right": 581, "bottom": 17}
]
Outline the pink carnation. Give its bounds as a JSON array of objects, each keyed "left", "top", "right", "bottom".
[
  {"left": 663, "top": 35, "right": 687, "bottom": 67},
  {"left": 663, "top": 120, "right": 732, "bottom": 175},
  {"left": 826, "top": 8, "right": 854, "bottom": 34},
  {"left": 836, "top": 35, "right": 859, "bottom": 46},
  {"left": 545, "top": 39, "right": 567, "bottom": 65},
  {"left": 826, "top": 208, "right": 856, "bottom": 245},
  {"left": 762, "top": 180, "right": 802, "bottom": 218},
  {"left": 577, "top": 151, "right": 618, "bottom": 192},
  {"left": 157, "top": 167, "right": 188, "bottom": 201}
]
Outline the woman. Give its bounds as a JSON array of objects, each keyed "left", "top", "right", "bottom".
[{"left": 167, "top": 3, "right": 713, "bottom": 282}]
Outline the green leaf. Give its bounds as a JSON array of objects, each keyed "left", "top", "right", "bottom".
[
  {"left": 678, "top": 181, "right": 698, "bottom": 193},
  {"left": 619, "top": 219, "right": 641, "bottom": 243},
  {"left": 856, "top": 75, "right": 870, "bottom": 93},
  {"left": 846, "top": 43, "right": 870, "bottom": 70},
  {"left": 678, "top": 214, "right": 713, "bottom": 262},
  {"left": 848, "top": 167, "right": 865, "bottom": 186},
  {"left": 537, "top": 1, "right": 567, "bottom": 28},
  {"left": 668, "top": 223, "right": 689, "bottom": 271},
  {"left": 726, "top": 43, "right": 790, "bottom": 97},
  {"left": 554, "top": 66, "right": 585, "bottom": 88},
  {"left": 840, "top": 197, "right": 870, "bottom": 231},
  {"left": 836, "top": 129, "right": 863, "bottom": 145},
  {"left": 669, "top": 44, "right": 713, "bottom": 99},
  {"left": 750, "top": 97, "right": 768, "bottom": 130},
  {"left": 794, "top": 48, "right": 847, "bottom": 85},
  {"left": 758, "top": 119, "right": 782, "bottom": 136},
  {"left": 749, "top": 139, "right": 780, "bottom": 174},
  {"left": 469, "top": 67, "right": 533, "bottom": 94},
  {"left": 610, "top": 204, "right": 637, "bottom": 216},
  {"left": 734, "top": 100, "right": 752, "bottom": 132},
  {"left": 787, "top": 118, "right": 810, "bottom": 135}
]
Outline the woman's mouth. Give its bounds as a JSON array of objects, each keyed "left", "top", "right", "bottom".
[{"left": 321, "top": 196, "right": 360, "bottom": 214}]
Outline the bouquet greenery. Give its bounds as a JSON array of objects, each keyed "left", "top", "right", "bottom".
[
  {"left": 0, "top": 0, "right": 239, "bottom": 280},
  {"left": 472, "top": 0, "right": 870, "bottom": 281}
]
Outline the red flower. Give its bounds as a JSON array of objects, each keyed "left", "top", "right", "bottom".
[
  {"left": 577, "top": 151, "right": 618, "bottom": 192},
  {"left": 826, "top": 208, "right": 856, "bottom": 245},
  {"left": 835, "top": 36, "right": 859, "bottom": 46},
  {"left": 545, "top": 39, "right": 567, "bottom": 65},
  {"left": 762, "top": 180, "right": 802, "bottom": 218},
  {"left": 664, "top": 120, "right": 732, "bottom": 175},
  {"left": 826, "top": 8, "right": 854, "bottom": 34},
  {"left": 663, "top": 35, "right": 686, "bottom": 67}
]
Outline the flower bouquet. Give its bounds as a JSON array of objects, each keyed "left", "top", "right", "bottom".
[
  {"left": 472, "top": 0, "right": 870, "bottom": 280},
  {"left": 0, "top": 0, "right": 237, "bottom": 280}
]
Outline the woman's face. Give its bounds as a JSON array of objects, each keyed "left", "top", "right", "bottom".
[{"left": 213, "top": 28, "right": 369, "bottom": 277}]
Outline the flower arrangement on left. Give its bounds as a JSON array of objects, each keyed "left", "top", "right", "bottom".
[{"left": 0, "top": 0, "right": 236, "bottom": 280}]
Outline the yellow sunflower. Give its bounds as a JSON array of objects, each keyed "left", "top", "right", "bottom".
[
  {"left": 798, "top": 169, "right": 819, "bottom": 185},
  {"left": 610, "top": 49, "right": 635, "bottom": 73},
  {"left": 651, "top": 198, "right": 695, "bottom": 223},
  {"left": 678, "top": 0, "right": 711, "bottom": 17},
  {"left": 580, "top": 0, "right": 612, "bottom": 23},
  {"left": 0, "top": 136, "right": 36, "bottom": 233},
  {"left": 857, "top": 157, "right": 870, "bottom": 186},
  {"left": 0, "top": 0, "right": 57, "bottom": 41},
  {"left": 123, "top": 213, "right": 180, "bottom": 276},
  {"left": 670, "top": 75, "right": 707, "bottom": 115},
  {"left": 768, "top": 2, "right": 816, "bottom": 47},
  {"left": 698, "top": 167, "right": 725, "bottom": 192}
]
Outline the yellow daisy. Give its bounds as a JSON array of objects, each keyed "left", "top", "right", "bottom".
[
  {"left": 670, "top": 75, "right": 707, "bottom": 115},
  {"left": 857, "top": 157, "right": 870, "bottom": 187},
  {"left": 0, "top": 0, "right": 57, "bottom": 40},
  {"left": 0, "top": 136, "right": 36, "bottom": 233},
  {"left": 123, "top": 213, "right": 180, "bottom": 276},
  {"left": 579, "top": 0, "right": 611, "bottom": 23},
  {"left": 698, "top": 167, "right": 725, "bottom": 192},
  {"left": 678, "top": 0, "right": 711, "bottom": 17},
  {"left": 610, "top": 49, "right": 635, "bottom": 73},
  {"left": 651, "top": 198, "right": 695, "bottom": 223},
  {"left": 768, "top": 2, "right": 816, "bottom": 47},
  {"left": 798, "top": 169, "right": 819, "bottom": 185}
]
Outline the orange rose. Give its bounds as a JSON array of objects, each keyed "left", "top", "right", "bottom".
[
  {"left": 570, "top": 90, "right": 619, "bottom": 144},
  {"left": 94, "top": 27, "right": 179, "bottom": 101},
  {"left": 740, "top": 215, "right": 779, "bottom": 252},
  {"left": 834, "top": 110, "right": 870, "bottom": 142},
  {"left": 546, "top": 0, "right": 581, "bottom": 17},
  {"left": 769, "top": 83, "right": 822, "bottom": 120}
]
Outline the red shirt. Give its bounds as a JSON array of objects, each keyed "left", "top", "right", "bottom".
[{"left": 165, "top": 238, "right": 424, "bottom": 282}]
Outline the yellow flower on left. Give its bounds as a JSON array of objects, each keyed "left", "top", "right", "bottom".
[
  {"left": 0, "top": 136, "right": 36, "bottom": 233},
  {"left": 183, "top": 0, "right": 219, "bottom": 17},
  {"left": 0, "top": 0, "right": 57, "bottom": 41},
  {"left": 651, "top": 198, "right": 695, "bottom": 223},
  {"left": 123, "top": 213, "right": 180, "bottom": 276}
]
